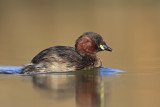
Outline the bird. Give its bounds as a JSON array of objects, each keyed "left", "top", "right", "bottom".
[{"left": 20, "top": 32, "right": 112, "bottom": 74}]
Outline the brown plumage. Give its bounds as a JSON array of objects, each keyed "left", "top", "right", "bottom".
[{"left": 21, "top": 32, "right": 112, "bottom": 74}]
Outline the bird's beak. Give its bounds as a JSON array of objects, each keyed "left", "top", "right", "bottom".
[{"left": 99, "top": 44, "right": 112, "bottom": 52}]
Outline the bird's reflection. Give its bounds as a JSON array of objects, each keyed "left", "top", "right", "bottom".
[
  {"left": 31, "top": 68, "right": 117, "bottom": 107},
  {"left": 75, "top": 68, "right": 104, "bottom": 107},
  {"left": 32, "top": 73, "right": 75, "bottom": 99}
]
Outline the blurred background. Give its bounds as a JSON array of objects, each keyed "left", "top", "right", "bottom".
[
  {"left": 0, "top": 0, "right": 160, "bottom": 71},
  {"left": 0, "top": 0, "right": 160, "bottom": 107}
]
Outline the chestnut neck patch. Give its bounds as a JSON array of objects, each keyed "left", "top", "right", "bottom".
[{"left": 76, "top": 35, "right": 97, "bottom": 55}]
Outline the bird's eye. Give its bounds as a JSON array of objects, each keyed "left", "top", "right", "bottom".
[{"left": 99, "top": 45, "right": 105, "bottom": 50}]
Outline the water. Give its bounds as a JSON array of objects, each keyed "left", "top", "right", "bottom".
[
  {"left": 0, "top": 68, "right": 160, "bottom": 107},
  {"left": 0, "top": 0, "right": 160, "bottom": 107}
]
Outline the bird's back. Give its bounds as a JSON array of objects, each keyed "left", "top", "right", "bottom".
[{"left": 21, "top": 46, "right": 82, "bottom": 74}]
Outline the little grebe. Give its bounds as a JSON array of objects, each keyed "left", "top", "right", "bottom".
[{"left": 21, "top": 32, "right": 112, "bottom": 74}]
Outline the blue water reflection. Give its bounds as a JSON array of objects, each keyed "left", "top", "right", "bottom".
[
  {"left": 0, "top": 66, "right": 23, "bottom": 74},
  {"left": 0, "top": 66, "right": 124, "bottom": 75},
  {"left": 100, "top": 67, "right": 124, "bottom": 76}
]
